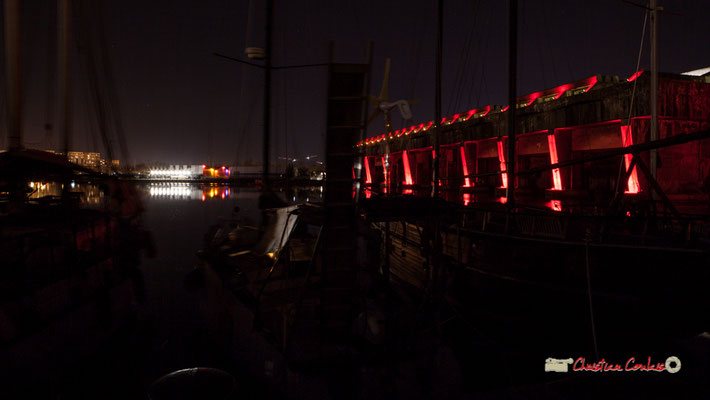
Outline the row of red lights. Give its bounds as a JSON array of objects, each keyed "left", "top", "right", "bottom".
[
  {"left": 361, "top": 121, "right": 642, "bottom": 195},
  {"left": 358, "top": 72, "right": 644, "bottom": 147}
]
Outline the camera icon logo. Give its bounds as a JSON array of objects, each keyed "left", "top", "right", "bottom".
[{"left": 545, "top": 357, "right": 574, "bottom": 372}]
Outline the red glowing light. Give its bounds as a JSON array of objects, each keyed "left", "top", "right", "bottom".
[
  {"left": 381, "top": 156, "right": 388, "bottom": 188},
  {"left": 403, "top": 189, "right": 413, "bottom": 195},
  {"left": 547, "top": 200, "right": 562, "bottom": 212},
  {"left": 402, "top": 151, "right": 413, "bottom": 185},
  {"left": 547, "top": 134, "right": 563, "bottom": 191},
  {"left": 524, "top": 93, "right": 541, "bottom": 106},
  {"left": 463, "top": 193, "right": 471, "bottom": 206},
  {"left": 460, "top": 146, "right": 472, "bottom": 187},
  {"left": 364, "top": 157, "right": 372, "bottom": 184},
  {"left": 497, "top": 141, "right": 508, "bottom": 188},
  {"left": 497, "top": 197, "right": 507, "bottom": 204},
  {"left": 464, "top": 105, "right": 491, "bottom": 121},
  {"left": 502, "top": 105, "right": 510, "bottom": 112},
  {"left": 518, "top": 76, "right": 598, "bottom": 107},
  {"left": 620, "top": 125, "right": 641, "bottom": 194},
  {"left": 627, "top": 70, "right": 644, "bottom": 82},
  {"left": 201, "top": 194, "right": 206, "bottom": 201}
]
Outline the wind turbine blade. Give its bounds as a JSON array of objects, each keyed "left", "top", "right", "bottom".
[
  {"left": 378, "top": 58, "right": 391, "bottom": 101},
  {"left": 367, "top": 108, "right": 382, "bottom": 126}
]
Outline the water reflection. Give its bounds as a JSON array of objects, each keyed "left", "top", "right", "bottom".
[
  {"left": 27, "top": 181, "right": 104, "bottom": 206},
  {"left": 144, "top": 182, "right": 322, "bottom": 205}
]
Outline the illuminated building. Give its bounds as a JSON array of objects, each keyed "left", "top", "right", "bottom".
[
  {"left": 67, "top": 151, "right": 101, "bottom": 169},
  {"left": 148, "top": 165, "right": 204, "bottom": 179}
]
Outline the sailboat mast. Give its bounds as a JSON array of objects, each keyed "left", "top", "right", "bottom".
[
  {"left": 649, "top": 0, "right": 659, "bottom": 180},
  {"left": 506, "top": 0, "right": 517, "bottom": 209},
  {"left": 432, "top": 0, "right": 442, "bottom": 198},
  {"left": 3, "top": 0, "right": 22, "bottom": 150},
  {"left": 262, "top": 0, "right": 273, "bottom": 185},
  {"left": 58, "top": 0, "right": 72, "bottom": 156}
]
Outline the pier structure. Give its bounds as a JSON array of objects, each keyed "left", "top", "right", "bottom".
[{"left": 358, "top": 71, "right": 710, "bottom": 211}]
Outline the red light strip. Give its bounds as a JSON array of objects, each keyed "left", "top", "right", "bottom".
[
  {"left": 547, "top": 134, "right": 564, "bottom": 191},
  {"left": 402, "top": 150, "right": 413, "bottom": 185},
  {"left": 364, "top": 157, "right": 372, "bottom": 184},
  {"left": 463, "top": 105, "right": 491, "bottom": 121},
  {"left": 460, "top": 146, "right": 472, "bottom": 187},
  {"left": 497, "top": 140, "right": 508, "bottom": 188},
  {"left": 620, "top": 125, "right": 641, "bottom": 193},
  {"left": 381, "top": 155, "right": 388, "bottom": 188},
  {"left": 363, "top": 76, "right": 598, "bottom": 143},
  {"left": 627, "top": 70, "right": 644, "bottom": 82}
]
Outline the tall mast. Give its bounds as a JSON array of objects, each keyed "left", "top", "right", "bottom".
[
  {"left": 59, "top": 0, "right": 72, "bottom": 156},
  {"left": 506, "top": 0, "right": 517, "bottom": 210},
  {"left": 262, "top": 0, "right": 273, "bottom": 185},
  {"left": 649, "top": 0, "right": 659, "bottom": 181},
  {"left": 4, "top": 0, "right": 22, "bottom": 150},
  {"left": 432, "top": 0, "right": 442, "bottom": 198}
]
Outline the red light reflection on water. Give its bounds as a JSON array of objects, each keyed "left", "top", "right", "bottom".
[{"left": 202, "top": 186, "right": 230, "bottom": 200}]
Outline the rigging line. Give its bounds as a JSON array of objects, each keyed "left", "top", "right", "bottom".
[
  {"left": 447, "top": 2, "right": 477, "bottom": 114},
  {"left": 531, "top": 1, "right": 548, "bottom": 88},
  {"left": 214, "top": 1, "right": 230, "bottom": 164},
  {"left": 627, "top": 7, "right": 648, "bottom": 125},
  {"left": 519, "top": 0, "right": 526, "bottom": 97},
  {"left": 280, "top": 28, "right": 289, "bottom": 162},
  {"left": 205, "top": 1, "right": 229, "bottom": 166},
  {"left": 470, "top": 2, "right": 491, "bottom": 108},
  {"left": 451, "top": 3, "right": 478, "bottom": 113},
  {"left": 540, "top": 0, "right": 559, "bottom": 85},
  {"left": 449, "top": 3, "right": 476, "bottom": 113},
  {"left": 74, "top": 1, "right": 114, "bottom": 165},
  {"left": 44, "top": 1, "right": 57, "bottom": 150},
  {"left": 612, "top": 4, "right": 648, "bottom": 197},
  {"left": 461, "top": 0, "right": 484, "bottom": 110},
  {"left": 234, "top": 0, "right": 257, "bottom": 165},
  {"left": 91, "top": 0, "right": 129, "bottom": 167}
]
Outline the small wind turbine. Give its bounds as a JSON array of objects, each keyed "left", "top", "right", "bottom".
[{"left": 367, "top": 58, "right": 419, "bottom": 133}]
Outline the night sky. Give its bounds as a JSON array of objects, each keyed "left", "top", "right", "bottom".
[{"left": 3, "top": 0, "right": 709, "bottom": 167}]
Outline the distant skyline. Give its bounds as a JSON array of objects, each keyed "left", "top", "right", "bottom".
[{"left": 3, "top": 0, "right": 710, "bottom": 166}]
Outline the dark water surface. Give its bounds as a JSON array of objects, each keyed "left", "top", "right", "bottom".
[{"left": 56, "top": 183, "right": 318, "bottom": 399}]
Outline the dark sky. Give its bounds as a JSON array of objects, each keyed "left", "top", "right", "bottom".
[{"left": 3, "top": 0, "right": 710, "bottom": 166}]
